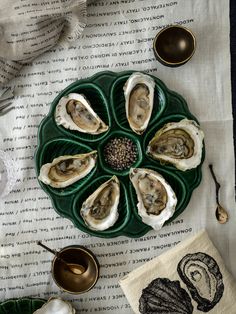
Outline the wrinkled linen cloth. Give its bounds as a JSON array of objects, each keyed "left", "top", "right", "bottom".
[
  {"left": 119, "top": 230, "right": 236, "bottom": 314},
  {"left": 0, "top": 0, "right": 87, "bottom": 86}
]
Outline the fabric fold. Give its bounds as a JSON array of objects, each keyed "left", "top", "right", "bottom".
[{"left": 0, "top": 0, "right": 87, "bottom": 86}]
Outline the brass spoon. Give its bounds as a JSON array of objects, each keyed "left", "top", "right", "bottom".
[
  {"left": 209, "top": 164, "right": 229, "bottom": 224},
  {"left": 37, "top": 241, "right": 86, "bottom": 275}
]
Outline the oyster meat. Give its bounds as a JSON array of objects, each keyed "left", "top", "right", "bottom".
[
  {"left": 38, "top": 151, "right": 97, "bottom": 188},
  {"left": 55, "top": 93, "right": 109, "bottom": 134},
  {"left": 124, "top": 72, "right": 155, "bottom": 134},
  {"left": 33, "top": 298, "right": 75, "bottom": 314},
  {"left": 129, "top": 168, "right": 177, "bottom": 230},
  {"left": 80, "top": 176, "right": 120, "bottom": 231},
  {"left": 139, "top": 277, "right": 193, "bottom": 314},
  {"left": 177, "top": 252, "right": 224, "bottom": 312},
  {"left": 147, "top": 119, "right": 204, "bottom": 171}
]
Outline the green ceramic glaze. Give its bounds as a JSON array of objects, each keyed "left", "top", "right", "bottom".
[
  {"left": 0, "top": 298, "right": 45, "bottom": 314},
  {"left": 35, "top": 70, "right": 205, "bottom": 238}
]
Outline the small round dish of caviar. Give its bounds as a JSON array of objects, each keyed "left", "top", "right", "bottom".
[{"left": 35, "top": 70, "right": 205, "bottom": 238}]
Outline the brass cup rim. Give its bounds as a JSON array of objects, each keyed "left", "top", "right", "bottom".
[
  {"left": 153, "top": 25, "right": 196, "bottom": 66},
  {"left": 51, "top": 245, "right": 99, "bottom": 294}
]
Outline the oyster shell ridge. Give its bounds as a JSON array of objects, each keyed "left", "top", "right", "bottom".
[
  {"left": 124, "top": 72, "right": 155, "bottom": 135},
  {"left": 130, "top": 168, "right": 177, "bottom": 231},
  {"left": 55, "top": 93, "right": 109, "bottom": 135},
  {"left": 139, "top": 277, "right": 193, "bottom": 314},
  {"left": 33, "top": 297, "right": 76, "bottom": 314},
  {"left": 38, "top": 151, "right": 97, "bottom": 188},
  {"left": 80, "top": 175, "right": 120, "bottom": 231},
  {"left": 147, "top": 119, "right": 204, "bottom": 171}
]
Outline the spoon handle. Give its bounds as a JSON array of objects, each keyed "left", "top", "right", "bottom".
[
  {"left": 37, "top": 241, "right": 86, "bottom": 275},
  {"left": 209, "top": 164, "right": 220, "bottom": 204},
  {"left": 37, "top": 241, "right": 60, "bottom": 258}
]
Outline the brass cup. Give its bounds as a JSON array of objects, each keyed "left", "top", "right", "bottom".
[
  {"left": 153, "top": 25, "right": 196, "bottom": 67},
  {"left": 51, "top": 245, "right": 99, "bottom": 294}
]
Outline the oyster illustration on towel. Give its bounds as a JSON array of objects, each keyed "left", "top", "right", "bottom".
[
  {"left": 177, "top": 252, "right": 224, "bottom": 312},
  {"left": 139, "top": 277, "right": 193, "bottom": 314}
]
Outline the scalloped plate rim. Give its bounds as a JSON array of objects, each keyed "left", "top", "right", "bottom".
[
  {"left": 35, "top": 70, "right": 204, "bottom": 238},
  {"left": 0, "top": 297, "right": 46, "bottom": 314}
]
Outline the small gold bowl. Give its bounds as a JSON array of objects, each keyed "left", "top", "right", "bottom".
[
  {"left": 52, "top": 245, "right": 99, "bottom": 294},
  {"left": 153, "top": 25, "right": 196, "bottom": 67}
]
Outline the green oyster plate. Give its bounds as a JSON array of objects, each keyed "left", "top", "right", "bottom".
[
  {"left": 35, "top": 70, "right": 205, "bottom": 238},
  {"left": 0, "top": 297, "right": 45, "bottom": 314}
]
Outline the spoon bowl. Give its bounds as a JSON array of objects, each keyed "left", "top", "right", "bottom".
[
  {"left": 62, "top": 261, "right": 86, "bottom": 275},
  {"left": 153, "top": 25, "right": 196, "bottom": 67},
  {"left": 215, "top": 203, "right": 228, "bottom": 224}
]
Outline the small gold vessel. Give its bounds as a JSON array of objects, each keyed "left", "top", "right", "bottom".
[
  {"left": 153, "top": 25, "right": 196, "bottom": 67},
  {"left": 52, "top": 245, "right": 99, "bottom": 294}
]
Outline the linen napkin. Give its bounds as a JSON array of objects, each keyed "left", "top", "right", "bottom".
[
  {"left": 0, "top": 0, "right": 87, "bottom": 86},
  {"left": 119, "top": 230, "right": 236, "bottom": 314}
]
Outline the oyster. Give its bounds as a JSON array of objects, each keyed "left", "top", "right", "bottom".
[
  {"left": 38, "top": 151, "right": 97, "bottom": 188},
  {"left": 129, "top": 168, "right": 177, "bottom": 230},
  {"left": 139, "top": 277, "right": 193, "bottom": 314},
  {"left": 55, "top": 93, "right": 109, "bottom": 134},
  {"left": 80, "top": 176, "right": 120, "bottom": 231},
  {"left": 124, "top": 72, "right": 155, "bottom": 134},
  {"left": 177, "top": 252, "right": 224, "bottom": 312},
  {"left": 33, "top": 298, "right": 75, "bottom": 314},
  {"left": 147, "top": 119, "right": 204, "bottom": 171}
]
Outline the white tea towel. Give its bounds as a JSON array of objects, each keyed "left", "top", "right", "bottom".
[{"left": 119, "top": 230, "right": 236, "bottom": 314}]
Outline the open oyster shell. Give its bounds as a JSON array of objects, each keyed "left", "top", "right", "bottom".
[
  {"left": 33, "top": 298, "right": 75, "bottom": 314},
  {"left": 80, "top": 176, "right": 120, "bottom": 231},
  {"left": 38, "top": 151, "right": 97, "bottom": 188},
  {"left": 147, "top": 119, "right": 204, "bottom": 171},
  {"left": 55, "top": 93, "right": 109, "bottom": 134},
  {"left": 124, "top": 72, "right": 155, "bottom": 135},
  {"left": 177, "top": 252, "right": 224, "bottom": 312},
  {"left": 129, "top": 168, "right": 177, "bottom": 230},
  {"left": 139, "top": 277, "right": 193, "bottom": 314}
]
